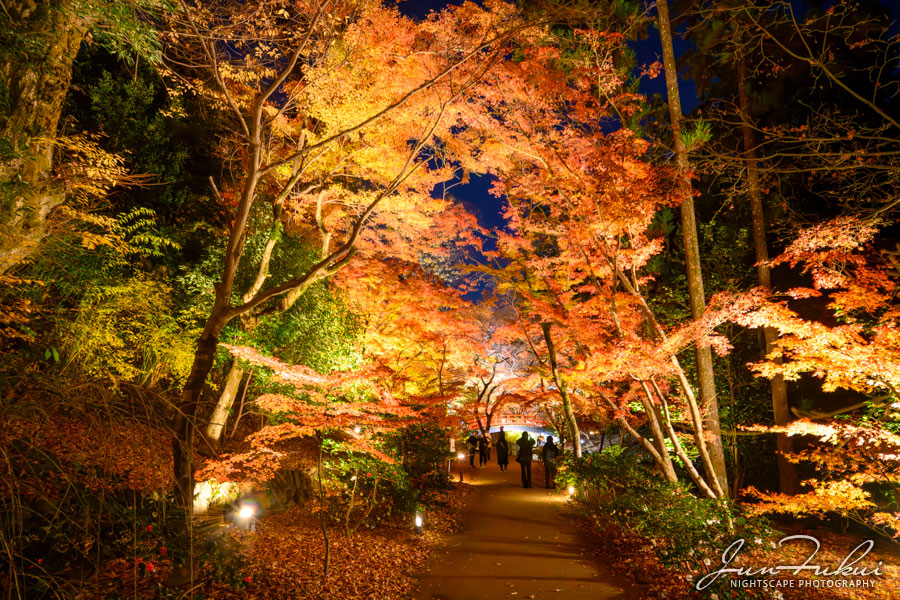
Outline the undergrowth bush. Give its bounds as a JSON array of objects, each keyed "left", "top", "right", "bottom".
[
  {"left": 396, "top": 423, "right": 454, "bottom": 490},
  {"left": 558, "top": 445, "right": 776, "bottom": 575},
  {"left": 323, "top": 441, "right": 414, "bottom": 536}
]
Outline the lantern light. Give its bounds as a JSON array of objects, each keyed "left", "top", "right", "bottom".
[{"left": 567, "top": 485, "right": 575, "bottom": 495}]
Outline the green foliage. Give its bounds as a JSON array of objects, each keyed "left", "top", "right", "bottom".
[
  {"left": 681, "top": 119, "right": 712, "bottom": 152},
  {"left": 315, "top": 426, "right": 455, "bottom": 538},
  {"left": 396, "top": 424, "right": 454, "bottom": 490},
  {"left": 58, "top": 276, "right": 198, "bottom": 386},
  {"left": 112, "top": 207, "right": 181, "bottom": 259},
  {"left": 248, "top": 284, "right": 362, "bottom": 374},
  {"left": 83, "top": 69, "right": 189, "bottom": 209},
  {"left": 322, "top": 439, "right": 414, "bottom": 533},
  {"left": 87, "top": 0, "right": 175, "bottom": 65},
  {"left": 1, "top": 0, "right": 173, "bottom": 67},
  {"left": 62, "top": 42, "right": 221, "bottom": 243},
  {"left": 25, "top": 206, "right": 179, "bottom": 303},
  {"left": 559, "top": 446, "right": 775, "bottom": 573}
]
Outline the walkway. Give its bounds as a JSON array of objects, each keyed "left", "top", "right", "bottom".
[{"left": 416, "top": 461, "right": 633, "bottom": 600}]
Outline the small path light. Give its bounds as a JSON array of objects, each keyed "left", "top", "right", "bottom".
[
  {"left": 567, "top": 485, "right": 576, "bottom": 495},
  {"left": 234, "top": 501, "right": 259, "bottom": 532},
  {"left": 414, "top": 512, "right": 424, "bottom": 534},
  {"left": 456, "top": 452, "right": 466, "bottom": 482}
]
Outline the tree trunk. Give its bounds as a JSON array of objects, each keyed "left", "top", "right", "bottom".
[
  {"left": 541, "top": 323, "right": 581, "bottom": 458},
  {"left": 656, "top": 0, "right": 728, "bottom": 496},
  {"left": 316, "top": 434, "right": 330, "bottom": 580},
  {"left": 0, "top": 0, "right": 90, "bottom": 272},
  {"left": 205, "top": 363, "right": 245, "bottom": 445},
  {"left": 637, "top": 387, "right": 679, "bottom": 482},
  {"left": 173, "top": 308, "right": 228, "bottom": 507},
  {"left": 736, "top": 56, "right": 799, "bottom": 495}
]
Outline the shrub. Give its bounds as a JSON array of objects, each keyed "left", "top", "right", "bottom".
[
  {"left": 558, "top": 446, "right": 775, "bottom": 574},
  {"left": 323, "top": 442, "right": 413, "bottom": 536},
  {"left": 397, "top": 424, "right": 454, "bottom": 490}
]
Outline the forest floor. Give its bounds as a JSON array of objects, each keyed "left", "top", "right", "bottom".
[
  {"left": 80, "top": 483, "right": 472, "bottom": 600},
  {"left": 414, "top": 461, "right": 638, "bottom": 600}
]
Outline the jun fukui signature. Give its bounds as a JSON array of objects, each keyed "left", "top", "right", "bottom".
[{"left": 695, "top": 535, "right": 884, "bottom": 591}]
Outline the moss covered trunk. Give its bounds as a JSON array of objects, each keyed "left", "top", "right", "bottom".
[{"left": 1, "top": 0, "right": 90, "bottom": 272}]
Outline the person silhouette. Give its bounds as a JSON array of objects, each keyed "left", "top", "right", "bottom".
[
  {"left": 541, "top": 436, "right": 559, "bottom": 489},
  {"left": 466, "top": 433, "right": 477, "bottom": 467},
  {"left": 496, "top": 428, "right": 509, "bottom": 472},
  {"left": 516, "top": 432, "right": 535, "bottom": 488}
]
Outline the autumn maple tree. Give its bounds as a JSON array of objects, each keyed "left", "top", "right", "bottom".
[
  {"left": 730, "top": 215, "right": 900, "bottom": 537},
  {"left": 159, "top": 0, "right": 536, "bottom": 504},
  {"left": 449, "top": 23, "right": 744, "bottom": 497}
]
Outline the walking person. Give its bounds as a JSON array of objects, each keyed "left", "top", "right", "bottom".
[
  {"left": 496, "top": 428, "right": 509, "bottom": 472},
  {"left": 485, "top": 435, "right": 492, "bottom": 461},
  {"left": 466, "top": 433, "right": 477, "bottom": 468},
  {"left": 542, "top": 435, "right": 559, "bottom": 489},
  {"left": 478, "top": 435, "right": 488, "bottom": 466},
  {"left": 516, "top": 431, "right": 535, "bottom": 488}
]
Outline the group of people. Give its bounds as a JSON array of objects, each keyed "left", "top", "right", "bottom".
[{"left": 465, "top": 427, "right": 559, "bottom": 489}]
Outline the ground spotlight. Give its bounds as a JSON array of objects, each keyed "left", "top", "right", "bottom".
[
  {"left": 233, "top": 500, "right": 259, "bottom": 532},
  {"left": 567, "top": 485, "right": 575, "bottom": 495},
  {"left": 414, "top": 512, "right": 424, "bottom": 534}
]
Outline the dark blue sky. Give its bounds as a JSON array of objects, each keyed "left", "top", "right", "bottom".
[{"left": 399, "top": 0, "right": 463, "bottom": 19}]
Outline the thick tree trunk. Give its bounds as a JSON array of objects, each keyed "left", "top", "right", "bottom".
[
  {"left": 736, "top": 57, "right": 799, "bottom": 495},
  {"left": 656, "top": 0, "right": 728, "bottom": 496},
  {"left": 0, "top": 0, "right": 90, "bottom": 272},
  {"left": 541, "top": 323, "right": 581, "bottom": 458}
]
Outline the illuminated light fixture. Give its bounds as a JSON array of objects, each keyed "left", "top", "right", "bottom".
[
  {"left": 414, "top": 513, "right": 424, "bottom": 534},
  {"left": 457, "top": 452, "right": 465, "bottom": 460},
  {"left": 567, "top": 485, "right": 575, "bottom": 495},
  {"left": 354, "top": 426, "right": 361, "bottom": 434},
  {"left": 238, "top": 504, "right": 255, "bottom": 520}
]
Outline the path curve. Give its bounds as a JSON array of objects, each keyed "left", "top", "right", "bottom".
[{"left": 416, "top": 461, "right": 633, "bottom": 600}]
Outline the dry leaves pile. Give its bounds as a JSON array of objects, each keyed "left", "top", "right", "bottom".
[
  {"left": 50, "top": 484, "right": 472, "bottom": 599},
  {"left": 241, "top": 484, "right": 473, "bottom": 599}
]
